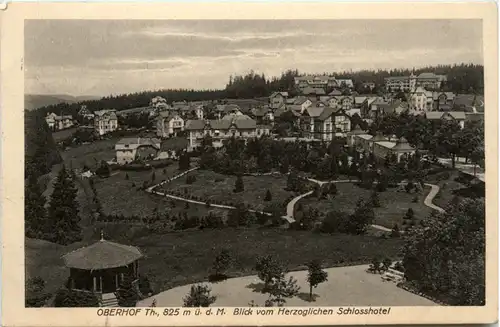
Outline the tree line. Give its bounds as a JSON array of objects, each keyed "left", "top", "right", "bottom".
[{"left": 31, "top": 64, "right": 484, "bottom": 117}]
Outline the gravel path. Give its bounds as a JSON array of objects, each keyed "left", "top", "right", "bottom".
[{"left": 137, "top": 264, "right": 438, "bottom": 307}]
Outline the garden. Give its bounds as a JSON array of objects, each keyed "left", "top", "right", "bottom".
[
  {"left": 158, "top": 169, "right": 296, "bottom": 213},
  {"left": 295, "top": 182, "right": 433, "bottom": 229}
]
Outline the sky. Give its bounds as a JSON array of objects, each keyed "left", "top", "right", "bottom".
[{"left": 25, "top": 19, "right": 483, "bottom": 97}]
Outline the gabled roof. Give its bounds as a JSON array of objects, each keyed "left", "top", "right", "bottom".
[
  {"left": 354, "top": 96, "right": 368, "bottom": 104},
  {"left": 115, "top": 137, "right": 161, "bottom": 151},
  {"left": 294, "top": 96, "right": 310, "bottom": 105},
  {"left": 303, "top": 87, "right": 326, "bottom": 95},
  {"left": 317, "top": 107, "right": 335, "bottom": 121},
  {"left": 270, "top": 91, "right": 289, "bottom": 98},
  {"left": 328, "top": 90, "right": 343, "bottom": 96},
  {"left": 303, "top": 106, "right": 324, "bottom": 118},
  {"left": 62, "top": 239, "right": 143, "bottom": 270},
  {"left": 425, "top": 111, "right": 466, "bottom": 120},
  {"left": 251, "top": 106, "right": 272, "bottom": 117},
  {"left": 425, "top": 112, "right": 445, "bottom": 120},
  {"left": 447, "top": 111, "right": 466, "bottom": 120}
]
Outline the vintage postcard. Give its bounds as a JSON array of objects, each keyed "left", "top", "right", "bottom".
[{"left": 1, "top": 2, "right": 498, "bottom": 326}]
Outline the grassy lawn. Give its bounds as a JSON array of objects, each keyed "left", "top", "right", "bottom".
[
  {"left": 425, "top": 169, "right": 484, "bottom": 209},
  {"left": 92, "top": 167, "right": 219, "bottom": 219},
  {"left": 25, "top": 238, "right": 86, "bottom": 296},
  {"left": 27, "top": 228, "right": 404, "bottom": 299},
  {"left": 297, "top": 183, "right": 433, "bottom": 229},
  {"left": 160, "top": 170, "right": 294, "bottom": 211},
  {"left": 52, "top": 127, "right": 78, "bottom": 143},
  {"left": 60, "top": 138, "right": 117, "bottom": 170},
  {"left": 132, "top": 228, "right": 404, "bottom": 294}
]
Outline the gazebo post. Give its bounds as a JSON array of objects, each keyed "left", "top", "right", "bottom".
[
  {"left": 93, "top": 277, "right": 97, "bottom": 292},
  {"left": 99, "top": 276, "right": 103, "bottom": 293},
  {"left": 115, "top": 273, "right": 119, "bottom": 290}
]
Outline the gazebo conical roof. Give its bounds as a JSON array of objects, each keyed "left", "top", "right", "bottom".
[
  {"left": 371, "top": 132, "right": 387, "bottom": 142},
  {"left": 62, "top": 236, "right": 143, "bottom": 270},
  {"left": 392, "top": 137, "right": 415, "bottom": 151}
]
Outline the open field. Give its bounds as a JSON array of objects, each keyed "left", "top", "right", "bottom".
[
  {"left": 25, "top": 238, "right": 86, "bottom": 296},
  {"left": 159, "top": 170, "right": 294, "bottom": 212},
  {"left": 128, "top": 228, "right": 404, "bottom": 294},
  {"left": 92, "top": 167, "right": 219, "bottom": 218},
  {"left": 60, "top": 138, "right": 117, "bottom": 169},
  {"left": 425, "top": 169, "right": 484, "bottom": 209},
  {"left": 52, "top": 127, "right": 78, "bottom": 143},
  {"left": 297, "top": 183, "right": 433, "bottom": 229},
  {"left": 26, "top": 228, "right": 404, "bottom": 301}
]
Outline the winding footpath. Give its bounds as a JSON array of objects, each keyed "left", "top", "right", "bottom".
[{"left": 145, "top": 169, "right": 445, "bottom": 230}]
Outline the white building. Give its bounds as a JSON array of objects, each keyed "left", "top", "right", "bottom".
[
  {"left": 410, "top": 87, "right": 434, "bottom": 111},
  {"left": 45, "top": 113, "right": 74, "bottom": 131},
  {"left": 115, "top": 137, "right": 161, "bottom": 165},
  {"left": 385, "top": 72, "right": 447, "bottom": 92},
  {"left": 94, "top": 110, "right": 118, "bottom": 135},
  {"left": 156, "top": 112, "right": 185, "bottom": 138}
]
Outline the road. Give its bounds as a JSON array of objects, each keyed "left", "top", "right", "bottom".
[{"left": 147, "top": 171, "right": 445, "bottom": 231}]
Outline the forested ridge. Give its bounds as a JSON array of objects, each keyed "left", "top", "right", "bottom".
[{"left": 31, "top": 64, "right": 483, "bottom": 117}]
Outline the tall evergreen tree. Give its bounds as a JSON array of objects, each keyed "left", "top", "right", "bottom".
[
  {"left": 25, "top": 175, "right": 48, "bottom": 239},
  {"left": 47, "top": 165, "right": 81, "bottom": 245}
]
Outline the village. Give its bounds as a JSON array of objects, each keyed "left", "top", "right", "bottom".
[{"left": 26, "top": 69, "right": 485, "bottom": 309}]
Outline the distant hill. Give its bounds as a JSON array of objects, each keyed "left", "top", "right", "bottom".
[{"left": 25, "top": 94, "right": 102, "bottom": 111}]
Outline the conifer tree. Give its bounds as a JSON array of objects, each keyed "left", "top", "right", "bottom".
[
  {"left": 47, "top": 165, "right": 81, "bottom": 245},
  {"left": 25, "top": 175, "right": 48, "bottom": 239}
]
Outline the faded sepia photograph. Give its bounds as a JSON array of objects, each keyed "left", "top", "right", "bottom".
[
  {"left": 1, "top": 2, "right": 497, "bottom": 326},
  {"left": 24, "top": 18, "right": 487, "bottom": 309}
]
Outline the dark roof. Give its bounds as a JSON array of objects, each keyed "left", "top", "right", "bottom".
[
  {"left": 185, "top": 118, "right": 257, "bottom": 130},
  {"left": 62, "top": 239, "right": 143, "bottom": 270},
  {"left": 317, "top": 107, "right": 335, "bottom": 121}
]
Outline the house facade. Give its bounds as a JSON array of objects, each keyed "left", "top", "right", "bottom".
[
  {"left": 45, "top": 113, "right": 75, "bottom": 131},
  {"left": 185, "top": 116, "right": 259, "bottom": 151},
  {"left": 115, "top": 137, "right": 161, "bottom": 165},
  {"left": 94, "top": 110, "right": 118, "bottom": 136},
  {"left": 425, "top": 111, "right": 466, "bottom": 129},
  {"left": 385, "top": 72, "right": 447, "bottom": 92},
  {"left": 156, "top": 112, "right": 185, "bottom": 138},
  {"left": 300, "top": 106, "right": 351, "bottom": 141},
  {"left": 410, "top": 87, "right": 433, "bottom": 111},
  {"left": 269, "top": 92, "right": 288, "bottom": 109}
]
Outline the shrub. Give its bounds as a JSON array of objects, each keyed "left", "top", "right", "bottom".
[
  {"left": 212, "top": 249, "right": 232, "bottom": 280},
  {"left": 368, "top": 256, "right": 383, "bottom": 274},
  {"left": 186, "top": 174, "right": 197, "bottom": 184},
  {"left": 390, "top": 224, "right": 401, "bottom": 238},
  {"left": 26, "top": 277, "right": 51, "bottom": 307},
  {"left": 138, "top": 275, "right": 154, "bottom": 296},
  {"left": 264, "top": 189, "right": 272, "bottom": 201},
  {"left": 412, "top": 195, "right": 419, "bottom": 203},
  {"left": 233, "top": 175, "right": 244, "bottom": 193},
  {"left": 54, "top": 289, "right": 99, "bottom": 307},
  {"left": 320, "top": 211, "right": 350, "bottom": 234},
  {"left": 183, "top": 284, "right": 216, "bottom": 307},
  {"left": 370, "top": 191, "right": 381, "bottom": 208}
]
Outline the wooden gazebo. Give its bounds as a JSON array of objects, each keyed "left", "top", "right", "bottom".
[{"left": 62, "top": 233, "right": 143, "bottom": 297}]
